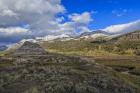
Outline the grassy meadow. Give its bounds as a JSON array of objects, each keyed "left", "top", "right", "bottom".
[{"left": 40, "top": 39, "right": 140, "bottom": 89}]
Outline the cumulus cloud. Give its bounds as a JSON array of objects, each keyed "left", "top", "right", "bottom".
[
  {"left": 0, "top": 27, "right": 28, "bottom": 36},
  {"left": 69, "top": 12, "right": 92, "bottom": 24},
  {"left": 104, "top": 20, "right": 140, "bottom": 34},
  {"left": 56, "top": 12, "right": 93, "bottom": 35},
  {"left": 0, "top": 10, "right": 17, "bottom": 17},
  {"left": 0, "top": 27, "right": 31, "bottom": 43},
  {"left": 0, "top": 0, "right": 65, "bottom": 29},
  {"left": 0, "top": 0, "right": 64, "bottom": 43},
  {"left": 0, "top": 0, "right": 94, "bottom": 44}
]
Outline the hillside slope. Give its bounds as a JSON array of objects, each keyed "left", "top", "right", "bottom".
[
  {"left": 40, "top": 30, "right": 140, "bottom": 56},
  {"left": 0, "top": 42, "right": 139, "bottom": 93}
]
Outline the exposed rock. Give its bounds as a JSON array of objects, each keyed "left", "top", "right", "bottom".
[
  {"left": 125, "top": 31, "right": 140, "bottom": 39},
  {"left": 116, "top": 31, "right": 140, "bottom": 40},
  {"left": 13, "top": 41, "right": 47, "bottom": 56}
]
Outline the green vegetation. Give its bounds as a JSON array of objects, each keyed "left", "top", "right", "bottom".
[
  {"left": 1, "top": 31, "right": 140, "bottom": 93},
  {"left": 41, "top": 40, "right": 116, "bottom": 56},
  {"left": 39, "top": 31, "right": 140, "bottom": 91},
  {"left": 0, "top": 54, "right": 140, "bottom": 93},
  {"left": 41, "top": 31, "right": 140, "bottom": 57},
  {"left": 0, "top": 51, "right": 6, "bottom": 56},
  {"left": 94, "top": 56, "right": 140, "bottom": 89}
]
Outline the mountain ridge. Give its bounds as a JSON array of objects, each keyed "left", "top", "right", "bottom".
[
  {"left": 0, "top": 45, "right": 7, "bottom": 51},
  {"left": 5, "top": 30, "right": 140, "bottom": 51}
]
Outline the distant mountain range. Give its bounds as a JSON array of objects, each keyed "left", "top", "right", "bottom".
[
  {"left": 33, "top": 30, "right": 117, "bottom": 42},
  {"left": 6, "top": 29, "right": 140, "bottom": 51},
  {"left": 78, "top": 30, "right": 113, "bottom": 39},
  {"left": 39, "top": 30, "right": 140, "bottom": 57},
  {"left": 80, "top": 30, "right": 112, "bottom": 37},
  {"left": 0, "top": 45, "right": 7, "bottom": 51},
  {"left": 36, "top": 34, "right": 71, "bottom": 41}
]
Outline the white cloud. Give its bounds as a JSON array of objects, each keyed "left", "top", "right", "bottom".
[
  {"left": 0, "top": 0, "right": 93, "bottom": 44},
  {"left": 57, "top": 12, "right": 93, "bottom": 35},
  {"left": 56, "top": 16, "right": 65, "bottom": 23},
  {"left": 78, "top": 26, "right": 91, "bottom": 33},
  {"left": 0, "top": 27, "right": 29, "bottom": 36},
  {"left": 57, "top": 21, "right": 91, "bottom": 36},
  {"left": 0, "top": 10, "right": 17, "bottom": 17},
  {"left": 0, "top": 0, "right": 65, "bottom": 14},
  {"left": 0, "top": 27, "right": 31, "bottom": 43},
  {"left": 0, "top": 0, "right": 64, "bottom": 42},
  {"left": 104, "top": 20, "right": 140, "bottom": 34},
  {"left": 69, "top": 12, "right": 92, "bottom": 24},
  {"left": 0, "top": 0, "right": 65, "bottom": 29}
]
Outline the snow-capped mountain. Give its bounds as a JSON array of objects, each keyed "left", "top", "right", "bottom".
[
  {"left": 7, "top": 39, "right": 37, "bottom": 51},
  {"left": 7, "top": 34, "right": 72, "bottom": 50},
  {"left": 79, "top": 30, "right": 112, "bottom": 39},
  {"left": 0, "top": 45, "right": 8, "bottom": 51},
  {"left": 80, "top": 30, "right": 111, "bottom": 36},
  {"left": 36, "top": 34, "right": 72, "bottom": 41},
  {"left": 6, "top": 31, "right": 114, "bottom": 51}
]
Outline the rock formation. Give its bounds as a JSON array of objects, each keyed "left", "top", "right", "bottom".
[
  {"left": 13, "top": 41, "right": 47, "bottom": 56},
  {"left": 120, "top": 31, "right": 140, "bottom": 40}
]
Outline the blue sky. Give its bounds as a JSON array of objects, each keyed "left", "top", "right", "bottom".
[
  {"left": 62, "top": 0, "right": 140, "bottom": 29},
  {"left": 0, "top": 0, "right": 140, "bottom": 45}
]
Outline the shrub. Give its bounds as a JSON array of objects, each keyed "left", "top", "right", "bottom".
[{"left": 135, "top": 50, "right": 140, "bottom": 56}]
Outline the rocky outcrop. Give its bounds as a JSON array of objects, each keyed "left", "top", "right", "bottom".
[
  {"left": 124, "top": 31, "right": 140, "bottom": 39},
  {"left": 118, "top": 31, "right": 140, "bottom": 40},
  {"left": 13, "top": 41, "right": 47, "bottom": 56}
]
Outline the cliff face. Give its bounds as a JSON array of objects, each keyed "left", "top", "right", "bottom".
[{"left": 13, "top": 41, "right": 47, "bottom": 56}]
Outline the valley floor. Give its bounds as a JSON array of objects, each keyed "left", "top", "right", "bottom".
[
  {"left": 45, "top": 50, "right": 140, "bottom": 90},
  {"left": 0, "top": 49, "right": 140, "bottom": 93},
  {"left": 94, "top": 55, "right": 140, "bottom": 90}
]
